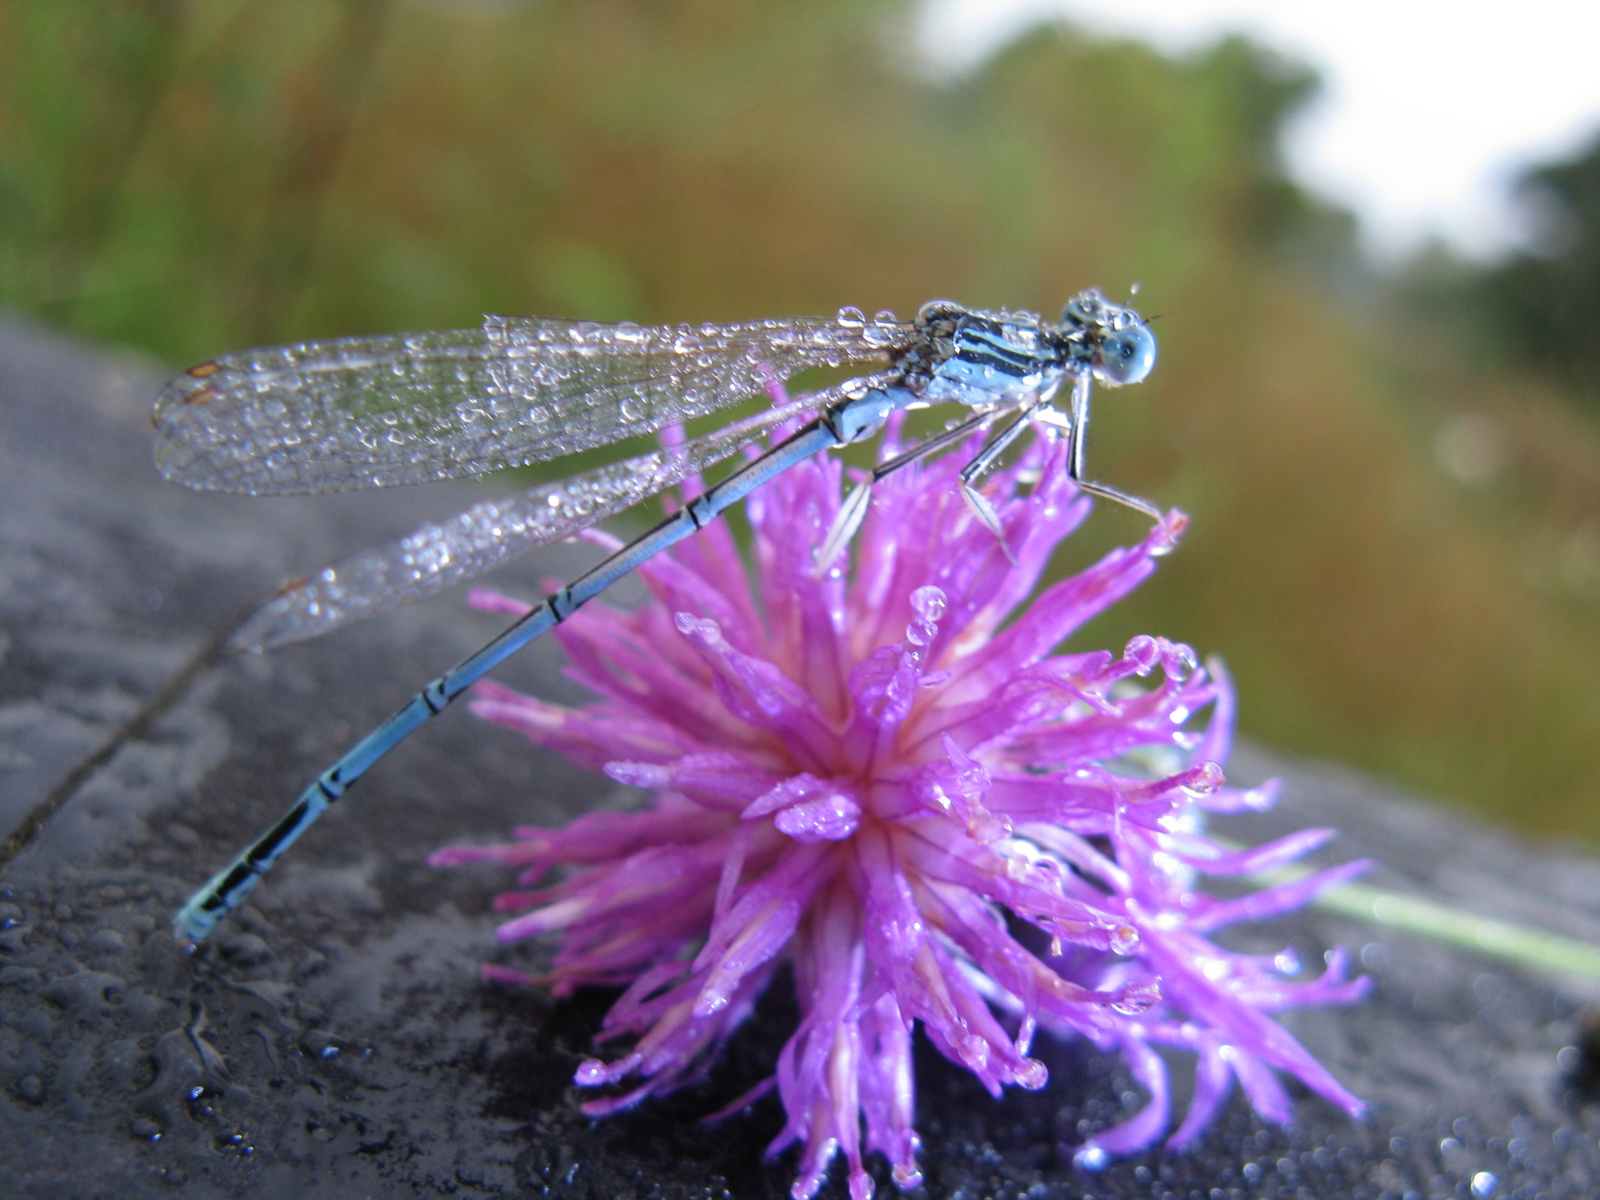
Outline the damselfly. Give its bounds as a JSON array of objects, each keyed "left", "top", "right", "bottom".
[{"left": 156, "top": 290, "right": 1162, "bottom": 941}]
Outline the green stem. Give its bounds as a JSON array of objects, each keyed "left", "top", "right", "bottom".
[{"left": 1245, "top": 857, "right": 1600, "bottom": 982}]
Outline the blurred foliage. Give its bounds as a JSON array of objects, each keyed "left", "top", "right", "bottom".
[
  {"left": 1453, "top": 133, "right": 1600, "bottom": 406},
  {"left": 6, "top": 0, "right": 1600, "bottom": 841}
]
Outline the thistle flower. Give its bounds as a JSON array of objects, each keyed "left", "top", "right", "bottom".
[{"left": 432, "top": 412, "right": 1369, "bottom": 1199}]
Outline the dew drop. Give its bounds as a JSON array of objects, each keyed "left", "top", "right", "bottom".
[
  {"left": 909, "top": 584, "right": 947, "bottom": 623},
  {"left": 1186, "top": 761, "right": 1225, "bottom": 795},
  {"left": 1074, "top": 1144, "right": 1110, "bottom": 1172},
  {"left": 1123, "top": 635, "right": 1159, "bottom": 674},
  {"left": 1172, "top": 643, "right": 1198, "bottom": 676},
  {"left": 835, "top": 306, "right": 866, "bottom": 328},
  {"left": 1111, "top": 978, "right": 1160, "bottom": 1015},
  {"left": 1016, "top": 1057, "right": 1048, "bottom": 1089},
  {"left": 892, "top": 1164, "right": 924, "bottom": 1189}
]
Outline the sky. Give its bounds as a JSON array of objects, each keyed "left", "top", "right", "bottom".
[{"left": 917, "top": 0, "right": 1600, "bottom": 261}]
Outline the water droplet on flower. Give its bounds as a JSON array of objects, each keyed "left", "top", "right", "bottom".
[
  {"left": 1185, "top": 761, "right": 1225, "bottom": 795},
  {"left": 673, "top": 612, "right": 721, "bottom": 643},
  {"left": 575, "top": 1054, "right": 640, "bottom": 1086},
  {"left": 1111, "top": 978, "right": 1160, "bottom": 1015},
  {"left": 1275, "top": 948, "right": 1302, "bottom": 975},
  {"left": 1471, "top": 1171, "right": 1499, "bottom": 1198},
  {"left": 892, "top": 1164, "right": 924, "bottom": 1189},
  {"left": 1016, "top": 1057, "right": 1048, "bottom": 1089},
  {"left": 909, "top": 584, "right": 946, "bottom": 623},
  {"left": 774, "top": 793, "right": 861, "bottom": 843},
  {"left": 1123, "top": 635, "right": 1159, "bottom": 674},
  {"left": 1109, "top": 925, "right": 1139, "bottom": 955},
  {"left": 605, "top": 760, "right": 673, "bottom": 788}
]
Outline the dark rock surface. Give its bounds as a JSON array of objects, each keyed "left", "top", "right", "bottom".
[{"left": 2, "top": 312, "right": 1598, "bottom": 1199}]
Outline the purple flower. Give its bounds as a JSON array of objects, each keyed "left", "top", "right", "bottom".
[{"left": 432, "top": 412, "right": 1369, "bottom": 1199}]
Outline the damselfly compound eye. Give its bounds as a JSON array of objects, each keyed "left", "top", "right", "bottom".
[{"left": 1094, "top": 323, "right": 1157, "bottom": 386}]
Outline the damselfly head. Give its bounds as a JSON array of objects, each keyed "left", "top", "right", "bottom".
[
  {"left": 1091, "top": 321, "right": 1156, "bottom": 386},
  {"left": 1060, "top": 288, "right": 1156, "bottom": 387}
]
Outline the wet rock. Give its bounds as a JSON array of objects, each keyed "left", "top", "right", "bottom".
[{"left": 5, "top": 313, "right": 1600, "bottom": 1197}]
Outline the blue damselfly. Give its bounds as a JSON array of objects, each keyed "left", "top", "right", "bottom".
[{"left": 155, "top": 291, "right": 1160, "bottom": 940}]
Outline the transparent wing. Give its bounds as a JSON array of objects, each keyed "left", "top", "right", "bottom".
[
  {"left": 227, "top": 373, "right": 894, "bottom": 651},
  {"left": 154, "top": 313, "right": 911, "bottom": 495}
]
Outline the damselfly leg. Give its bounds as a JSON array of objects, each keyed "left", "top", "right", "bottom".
[
  {"left": 1060, "top": 373, "right": 1165, "bottom": 526},
  {"left": 956, "top": 404, "right": 1042, "bottom": 559},
  {"left": 814, "top": 407, "right": 997, "bottom": 573}
]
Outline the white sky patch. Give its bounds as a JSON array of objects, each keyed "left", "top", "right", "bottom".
[{"left": 916, "top": 0, "right": 1600, "bottom": 261}]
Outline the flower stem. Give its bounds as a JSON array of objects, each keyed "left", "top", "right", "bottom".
[{"left": 1245, "top": 855, "right": 1600, "bottom": 982}]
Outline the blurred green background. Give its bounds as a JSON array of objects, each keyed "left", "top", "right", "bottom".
[{"left": 6, "top": 0, "right": 1600, "bottom": 840}]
